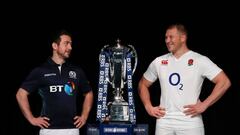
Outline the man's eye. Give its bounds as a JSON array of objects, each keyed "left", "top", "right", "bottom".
[{"left": 64, "top": 41, "right": 71, "bottom": 45}]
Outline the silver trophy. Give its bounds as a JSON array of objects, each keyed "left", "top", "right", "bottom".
[{"left": 99, "top": 39, "right": 137, "bottom": 122}]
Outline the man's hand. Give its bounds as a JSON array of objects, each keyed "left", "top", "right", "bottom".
[
  {"left": 146, "top": 106, "right": 166, "bottom": 118},
  {"left": 183, "top": 101, "right": 207, "bottom": 117},
  {"left": 74, "top": 115, "right": 86, "bottom": 128},
  {"left": 29, "top": 116, "right": 50, "bottom": 128}
]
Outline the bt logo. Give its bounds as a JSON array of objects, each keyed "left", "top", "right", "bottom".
[{"left": 49, "top": 82, "right": 76, "bottom": 96}]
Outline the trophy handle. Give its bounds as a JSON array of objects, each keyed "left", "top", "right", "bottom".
[
  {"left": 123, "top": 45, "right": 138, "bottom": 85},
  {"left": 128, "top": 45, "right": 138, "bottom": 75},
  {"left": 99, "top": 45, "right": 113, "bottom": 86}
]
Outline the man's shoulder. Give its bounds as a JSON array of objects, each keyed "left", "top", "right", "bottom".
[
  {"left": 31, "top": 60, "right": 57, "bottom": 72},
  {"left": 190, "top": 51, "right": 209, "bottom": 60},
  {"left": 149, "top": 53, "right": 170, "bottom": 65},
  {"left": 156, "top": 53, "right": 171, "bottom": 60},
  {"left": 65, "top": 62, "right": 80, "bottom": 69},
  {"left": 189, "top": 51, "right": 215, "bottom": 66},
  {"left": 65, "top": 62, "right": 85, "bottom": 73}
]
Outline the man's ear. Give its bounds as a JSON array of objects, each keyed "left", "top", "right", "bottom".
[
  {"left": 180, "top": 34, "right": 187, "bottom": 42},
  {"left": 52, "top": 42, "right": 58, "bottom": 50}
]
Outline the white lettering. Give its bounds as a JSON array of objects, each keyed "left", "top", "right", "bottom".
[{"left": 49, "top": 85, "right": 64, "bottom": 92}]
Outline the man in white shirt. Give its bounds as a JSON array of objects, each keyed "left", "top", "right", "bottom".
[{"left": 138, "top": 24, "right": 231, "bottom": 135}]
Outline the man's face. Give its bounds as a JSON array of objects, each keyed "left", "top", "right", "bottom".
[
  {"left": 165, "top": 27, "right": 184, "bottom": 53},
  {"left": 56, "top": 35, "right": 72, "bottom": 59}
]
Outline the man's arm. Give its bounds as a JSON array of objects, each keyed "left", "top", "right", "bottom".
[
  {"left": 16, "top": 88, "right": 50, "bottom": 128},
  {"left": 16, "top": 88, "right": 33, "bottom": 122},
  {"left": 184, "top": 71, "right": 231, "bottom": 117},
  {"left": 202, "top": 71, "right": 231, "bottom": 107},
  {"left": 138, "top": 77, "right": 165, "bottom": 118},
  {"left": 74, "top": 90, "right": 93, "bottom": 128},
  {"left": 138, "top": 77, "right": 153, "bottom": 110},
  {"left": 81, "top": 91, "right": 93, "bottom": 120}
]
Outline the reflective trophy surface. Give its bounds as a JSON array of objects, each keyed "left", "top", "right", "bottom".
[
  {"left": 97, "top": 39, "right": 137, "bottom": 123},
  {"left": 90, "top": 39, "right": 148, "bottom": 135}
]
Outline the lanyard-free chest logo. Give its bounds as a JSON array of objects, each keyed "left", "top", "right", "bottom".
[
  {"left": 49, "top": 82, "right": 76, "bottom": 96},
  {"left": 69, "top": 71, "right": 77, "bottom": 79}
]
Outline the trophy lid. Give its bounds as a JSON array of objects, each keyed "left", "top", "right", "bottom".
[
  {"left": 112, "top": 38, "right": 129, "bottom": 53},
  {"left": 116, "top": 38, "right": 122, "bottom": 48}
]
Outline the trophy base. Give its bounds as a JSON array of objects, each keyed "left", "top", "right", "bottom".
[{"left": 109, "top": 101, "right": 129, "bottom": 122}]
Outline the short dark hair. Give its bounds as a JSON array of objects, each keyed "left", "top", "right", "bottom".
[
  {"left": 167, "top": 23, "right": 188, "bottom": 37},
  {"left": 53, "top": 30, "right": 72, "bottom": 44}
]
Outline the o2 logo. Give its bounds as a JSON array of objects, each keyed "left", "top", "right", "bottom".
[{"left": 169, "top": 73, "right": 183, "bottom": 90}]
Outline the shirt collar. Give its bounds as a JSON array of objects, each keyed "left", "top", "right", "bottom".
[{"left": 47, "top": 57, "right": 68, "bottom": 67}]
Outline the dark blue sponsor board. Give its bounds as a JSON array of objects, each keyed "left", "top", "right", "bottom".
[{"left": 87, "top": 124, "right": 148, "bottom": 135}]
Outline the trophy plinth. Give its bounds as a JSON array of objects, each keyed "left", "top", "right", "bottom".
[
  {"left": 109, "top": 100, "right": 129, "bottom": 122},
  {"left": 109, "top": 86, "right": 129, "bottom": 122}
]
